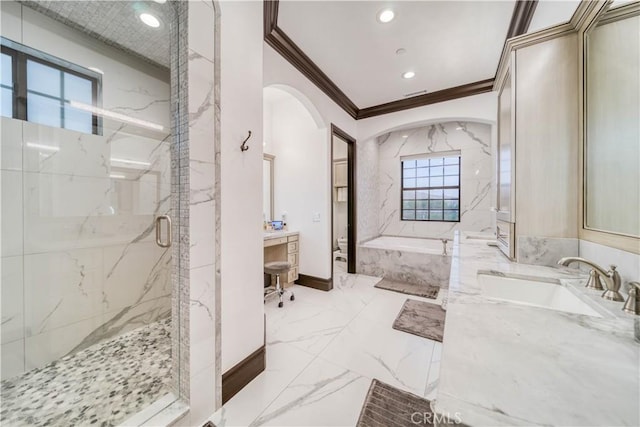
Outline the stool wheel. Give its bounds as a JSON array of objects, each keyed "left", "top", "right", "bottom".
[
  {"left": 290, "top": 294, "right": 295, "bottom": 301},
  {"left": 278, "top": 301, "right": 283, "bottom": 308}
]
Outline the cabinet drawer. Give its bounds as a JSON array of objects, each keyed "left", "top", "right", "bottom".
[
  {"left": 287, "top": 267, "right": 298, "bottom": 283},
  {"left": 288, "top": 253, "right": 298, "bottom": 267},
  {"left": 287, "top": 241, "right": 298, "bottom": 253},
  {"left": 287, "top": 234, "right": 299, "bottom": 242},
  {"left": 264, "top": 237, "right": 287, "bottom": 248}
]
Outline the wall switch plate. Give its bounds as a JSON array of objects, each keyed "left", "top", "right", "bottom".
[{"left": 312, "top": 212, "right": 321, "bottom": 222}]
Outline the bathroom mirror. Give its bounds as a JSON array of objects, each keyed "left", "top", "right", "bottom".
[
  {"left": 584, "top": 6, "right": 639, "bottom": 239},
  {"left": 263, "top": 154, "right": 274, "bottom": 222}
]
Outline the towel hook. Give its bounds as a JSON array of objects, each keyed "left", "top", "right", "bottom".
[{"left": 240, "top": 130, "right": 252, "bottom": 152}]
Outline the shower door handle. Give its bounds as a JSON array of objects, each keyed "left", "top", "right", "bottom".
[{"left": 155, "top": 215, "right": 172, "bottom": 248}]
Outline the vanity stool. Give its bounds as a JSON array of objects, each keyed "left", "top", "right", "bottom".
[{"left": 264, "top": 261, "right": 295, "bottom": 308}]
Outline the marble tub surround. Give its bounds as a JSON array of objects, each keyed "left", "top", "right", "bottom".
[
  {"left": 434, "top": 231, "right": 639, "bottom": 426},
  {"left": 358, "top": 246, "right": 451, "bottom": 289},
  {"left": 0, "top": 319, "right": 171, "bottom": 427},
  {"left": 516, "top": 235, "right": 579, "bottom": 267},
  {"left": 377, "top": 122, "right": 493, "bottom": 238}
]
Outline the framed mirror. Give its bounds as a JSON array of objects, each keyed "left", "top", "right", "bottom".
[
  {"left": 263, "top": 154, "right": 274, "bottom": 222},
  {"left": 583, "top": 4, "right": 639, "bottom": 245}
]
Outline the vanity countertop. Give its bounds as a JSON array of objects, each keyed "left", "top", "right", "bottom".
[
  {"left": 434, "top": 231, "right": 639, "bottom": 426},
  {"left": 263, "top": 230, "right": 299, "bottom": 241}
]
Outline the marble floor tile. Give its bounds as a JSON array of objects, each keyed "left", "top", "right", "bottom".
[
  {"left": 424, "top": 343, "right": 442, "bottom": 400},
  {"left": 318, "top": 312, "right": 436, "bottom": 396},
  {"left": 210, "top": 269, "right": 445, "bottom": 427},
  {"left": 357, "top": 289, "right": 440, "bottom": 326},
  {"left": 250, "top": 357, "right": 372, "bottom": 427},
  {"left": 265, "top": 297, "right": 355, "bottom": 355},
  {"left": 211, "top": 342, "right": 314, "bottom": 427}
]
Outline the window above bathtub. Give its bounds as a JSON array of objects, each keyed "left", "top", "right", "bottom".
[
  {"left": 401, "top": 151, "right": 461, "bottom": 222},
  {"left": 1, "top": 37, "right": 102, "bottom": 135}
]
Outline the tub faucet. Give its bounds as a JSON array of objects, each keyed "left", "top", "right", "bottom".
[
  {"left": 557, "top": 257, "right": 624, "bottom": 302},
  {"left": 441, "top": 239, "right": 448, "bottom": 256}
]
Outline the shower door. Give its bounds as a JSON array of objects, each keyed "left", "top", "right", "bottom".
[{"left": 1, "top": 1, "right": 181, "bottom": 425}]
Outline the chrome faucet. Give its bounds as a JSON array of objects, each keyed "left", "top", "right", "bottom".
[{"left": 557, "top": 257, "right": 624, "bottom": 302}]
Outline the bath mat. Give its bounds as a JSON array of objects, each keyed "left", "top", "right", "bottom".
[
  {"left": 374, "top": 278, "right": 439, "bottom": 299},
  {"left": 356, "top": 379, "right": 435, "bottom": 427},
  {"left": 392, "top": 299, "right": 446, "bottom": 342}
]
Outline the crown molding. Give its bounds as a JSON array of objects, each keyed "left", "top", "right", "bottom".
[
  {"left": 596, "top": 1, "right": 640, "bottom": 27},
  {"left": 506, "top": 0, "right": 539, "bottom": 39},
  {"left": 494, "top": 0, "right": 613, "bottom": 91},
  {"left": 264, "top": 0, "right": 535, "bottom": 120},
  {"left": 357, "top": 78, "right": 495, "bottom": 120},
  {"left": 264, "top": 0, "right": 358, "bottom": 118}
]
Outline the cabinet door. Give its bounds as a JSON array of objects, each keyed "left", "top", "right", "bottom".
[
  {"left": 333, "top": 161, "right": 347, "bottom": 187},
  {"left": 497, "top": 70, "right": 515, "bottom": 222}
]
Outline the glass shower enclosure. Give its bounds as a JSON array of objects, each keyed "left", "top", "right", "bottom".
[{"left": 1, "top": 1, "right": 182, "bottom": 425}]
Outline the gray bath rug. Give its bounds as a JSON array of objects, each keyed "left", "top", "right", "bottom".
[
  {"left": 374, "top": 278, "right": 439, "bottom": 299},
  {"left": 392, "top": 299, "right": 446, "bottom": 342},
  {"left": 356, "top": 379, "right": 435, "bottom": 427}
]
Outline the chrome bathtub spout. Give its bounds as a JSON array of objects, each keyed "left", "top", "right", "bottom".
[{"left": 557, "top": 257, "right": 624, "bottom": 302}]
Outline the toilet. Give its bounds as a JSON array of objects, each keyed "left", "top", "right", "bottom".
[
  {"left": 335, "top": 237, "right": 348, "bottom": 262},
  {"left": 338, "top": 237, "right": 348, "bottom": 253}
]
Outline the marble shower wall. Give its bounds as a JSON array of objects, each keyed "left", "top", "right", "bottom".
[
  {"left": 182, "top": 0, "right": 221, "bottom": 422},
  {"left": 377, "top": 122, "right": 493, "bottom": 239},
  {"left": 1, "top": 2, "right": 172, "bottom": 380}
]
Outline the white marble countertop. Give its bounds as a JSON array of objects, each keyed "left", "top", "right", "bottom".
[
  {"left": 263, "top": 230, "right": 299, "bottom": 241},
  {"left": 434, "top": 231, "right": 639, "bottom": 426}
]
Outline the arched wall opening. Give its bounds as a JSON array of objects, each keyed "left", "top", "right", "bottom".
[{"left": 263, "top": 85, "right": 333, "bottom": 280}]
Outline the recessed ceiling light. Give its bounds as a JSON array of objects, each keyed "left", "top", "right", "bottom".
[
  {"left": 139, "top": 12, "right": 161, "bottom": 28},
  {"left": 377, "top": 9, "right": 395, "bottom": 23},
  {"left": 402, "top": 71, "right": 415, "bottom": 79}
]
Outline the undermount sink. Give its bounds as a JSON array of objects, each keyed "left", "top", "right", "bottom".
[{"left": 478, "top": 273, "right": 603, "bottom": 318}]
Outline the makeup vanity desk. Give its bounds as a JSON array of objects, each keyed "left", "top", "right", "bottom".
[{"left": 264, "top": 230, "right": 299, "bottom": 287}]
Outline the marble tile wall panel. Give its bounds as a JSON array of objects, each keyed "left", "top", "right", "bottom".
[
  {"left": 356, "top": 138, "right": 379, "bottom": 244},
  {"left": 0, "top": 340, "right": 24, "bottom": 381},
  {"left": 357, "top": 246, "right": 451, "bottom": 288},
  {"left": 377, "top": 121, "right": 493, "bottom": 239},
  {"left": 186, "top": 0, "right": 219, "bottom": 422},
  {"left": 516, "top": 236, "right": 579, "bottom": 267},
  {"left": 1, "top": 117, "right": 22, "bottom": 171},
  {"left": 23, "top": 248, "right": 104, "bottom": 336},
  {"left": 1, "top": 256, "right": 23, "bottom": 345},
  {"left": 1, "top": 169, "right": 23, "bottom": 257}
]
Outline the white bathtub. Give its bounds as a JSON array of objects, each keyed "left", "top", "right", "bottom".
[{"left": 360, "top": 235, "right": 451, "bottom": 256}]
